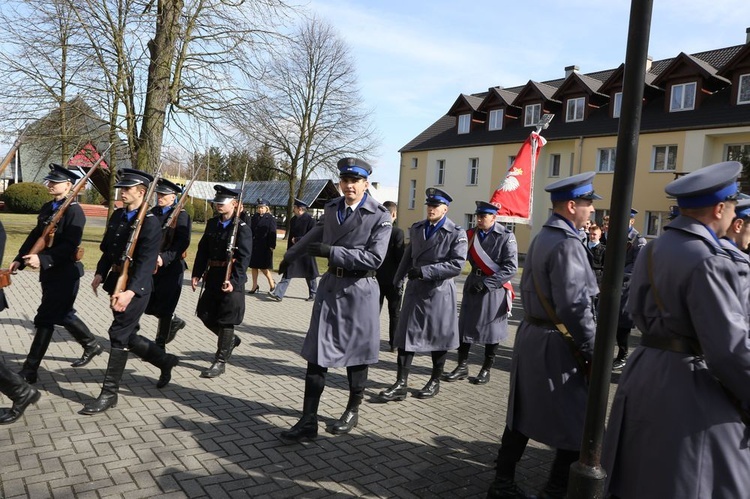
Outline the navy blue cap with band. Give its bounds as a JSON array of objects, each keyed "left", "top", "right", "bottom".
[
  {"left": 665, "top": 161, "right": 741, "bottom": 209},
  {"left": 545, "top": 171, "right": 602, "bottom": 202},
  {"left": 425, "top": 187, "right": 452, "bottom": 205},
  {"left": 475, "top": 200, "right": 499, "bottom": 215},
  {"left": 735, "top": 198, "right": 750, "bottom": 219},
  {"left": 213, "top": 185, "right": 240, "bottom": 204},
  {"left": 337, "top": 157, "right": 372, "bottom": 179}
]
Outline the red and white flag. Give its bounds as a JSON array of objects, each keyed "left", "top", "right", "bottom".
[{"left": 490, "top": 131, "right": 546, "bottom": 224}]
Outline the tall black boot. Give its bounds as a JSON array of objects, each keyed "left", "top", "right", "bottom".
[
  {"left": 166, "top": 314, "right": 186, "bottom": 344},
  {"left": 471, "top": 343, "right": 497, "bottom": 385},
  {"left": 0, "top": 362, "right": 41, "bottom": 424},
  {"left": 19, "top": 326, "right": 55, "bottom": 384},
  {"left": 128, "top": 335, "right": 179, "bottom": 388},
  {"left": 416, "top": 350, "right": 446, "bottom": 399},
  {"left": 443, "top": 343, "right": 470, "bottom": 381},
  {"left": 378, "top": 351, "right": 410, "bottom": 402},
  {"left": 331, "top": 391, "right": 362, "bottom": 435},
  {"left": 64, "top": 316, "right": 103, "bottom": 368},
  {"left": 487, "top": 427, "right": 529, "bottom": 499},
  {"left": 155, "top": 318, "right": 171, "bottom": 349},
  {"left": 201, "top": 328, "right": 234, "bottom": 378},
  {"left": 79, "top": 348, "right": 129, "bottom": 415},
  {"left": 538, "top": 449, "right": 579, "bottom": 499},
  {"left": 281, "top": 364, "right": 324, "bottom": 442}
]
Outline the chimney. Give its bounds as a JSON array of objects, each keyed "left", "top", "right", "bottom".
[
  {"left": 746, "top": 27, "right": 750, "bottom": 44},
  {"left": 565, "top": 65, "right": 579, "bottom": 78},
  {"left": 645, "top": 56, "right": 653, "bottom": 72}
]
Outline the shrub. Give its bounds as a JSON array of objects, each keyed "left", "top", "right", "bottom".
[
  {"left": 3, "top": 182, "right": 49, "bottom": 213},
  {"left": 184, "top": 196, "right": 215, "bottom": 223}
]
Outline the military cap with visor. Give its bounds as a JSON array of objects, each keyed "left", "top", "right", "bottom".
[
  {"left": 337, "top": 157, "right": 372, "bottom": 179},
  {"left": 425, "top": 187, "right": 453, "bottom": 206},
  {"left": 213, "top": 185, "right": 241, "bottom": 204},
  {"left": 154, "top": 178, "right": 182, "bottom": 195},
  {"left": 114, "top": 168, "right": 154, "bottom": 188},
  {"left": 475, "top": 200, "right": 500, "bottom": 215},
  {"left": 545, "top": 171, "right": 602, "bottom": 202},
  {"left": 44, "top": 164, "right": 79, "bottom": 183},
  {"left": 665, "top": 161, "right": 741, "bottom": 209}
]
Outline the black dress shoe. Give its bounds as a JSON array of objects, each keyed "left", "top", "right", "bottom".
[
  {"left": 71, "top": 343, "right": 104, "bottom": 368},
  {"left": 470, "top": 369, "right": 491, "bottom": 385},
  {"left": 280, "top": 414, "right": 318, "bottom": 441},
  {"left": 415, "top": 379, "right": 440, "bottom": 399},
  {"left": 378, "top": 380, "right": 408, "bottom": 402},
  {"left": 330, "top": 410, "right": 358, "bottom": 435},
  {"left": 0, "top": 386, "right": 41, "bottom": 424},
  {"left": 441, "top": 364, "right": 469, "bottom": 382}
]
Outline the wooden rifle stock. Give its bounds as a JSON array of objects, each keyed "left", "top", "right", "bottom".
[
  {"left": 224, "top": 163, "right": 249, "bottom": 286},
  {"left": 160, "top": 168, "right": 202, "bottom": 251}
]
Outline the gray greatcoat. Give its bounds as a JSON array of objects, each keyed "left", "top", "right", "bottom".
[
  {"left": 507, "top": 214, "right": 597, "bottom": 450},
  {"left": 393, "top": 217, "right": 468, "bottom": 352},
  {"left": 458, "top": 223, "right": 518, "bottom": 344},
  {"left": 602, "top": 216, "right": 750, "bottom": 499},
  {"left": 283, "top": 194, "right": 391, "bottom": 368}
]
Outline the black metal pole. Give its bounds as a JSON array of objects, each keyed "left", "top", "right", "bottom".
[{"left": 567, "top": 1, "right": 653, "bottom": 497}]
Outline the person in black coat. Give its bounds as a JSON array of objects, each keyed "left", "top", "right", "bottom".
[
  {"left": 247, "top": 198, "right": 277, "bottom": 294},
  {"left": 0, "top": 219, "right": 42, "bottom": 424},
  {"left": 145, "top": 179, "right": 191, "bottom": 350},
  {"left": 375, "top": 201, "right": 404, "bottom": 351},
  {"left": 82, "top": 169, "right": 179, "bottom": 415},
  {"left": 9, "top": 165, "right": 102, "bottom": 384},
  {"left": 270, "top": 198, "right": 319, "bottom": 301},
  {"left": 191, "top": 186, "right": 253, "bottom": 378}
]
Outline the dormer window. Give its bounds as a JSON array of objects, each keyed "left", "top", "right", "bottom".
[
  {"left": 613, "top": 92, "right": 623, "bottom": 118},
  {"left": 739, "top": 74, "right": 750, "bottom": 105},
  {"left": 488, "top": 109, "right": 504, "bottom": 131},
  {"left": 670, "top": 82, "right": 696, "bottom": 112},
  {"left": 524, "top": 103, "right": 541, "bottom": 127},
  {"left": 566, "top": 97, "right": 585, "bottom": 122},
  {"left": 458, "top": 114, "right": 471, "bottom": 134}
]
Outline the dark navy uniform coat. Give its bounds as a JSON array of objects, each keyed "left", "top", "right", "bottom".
[
  {"left": 146, "top": 205, "right": 191, "bottom": 318},
  {"left": 248, "top": 212, "right": 276, "bottom": 269},
  {"left": 0, "top": 220, "right": 8, "bottom": 312},
  {"left": 393, "top": 217, "right": 468, "bottom": 352},
  {"left": 283, "top": 194, "right": 391, "bottom": 368},
  {"left": 603, "top": 216, "right": 750, "bottom": 498},
  {"left": 283, "top": 212, "right": 318, "bottom": 279},
  {"left": 618, "top": 227, "right": 646, "bottom": 329},
  {"left": 507, "top": 214, "right": 597, "bottom": 450}
]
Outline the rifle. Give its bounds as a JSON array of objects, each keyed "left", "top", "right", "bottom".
[
  {"left": 160, "top": 167, "right": 202, "bottom": 251},
  {"left": 224, "top": 162, "right": 249, "bottom": 287},
  {"left": 111, "top": 163, "right": 163, "bottom": 306},
  {"left": 28, "top": 143, "right": 113, "bottom": 256}
]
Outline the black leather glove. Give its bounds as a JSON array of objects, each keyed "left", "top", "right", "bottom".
[
  {"left": 307, "top": 242, "right": 331, "bottom": 257},
  {"left": 278, "top": 260, "right": 288, "bottom": 276},
  {"left": 407, "top": 267, "right": 423, "bottom": 280},
  {"left": 469, "top": 281, "right": 487, "bottom": 295}
]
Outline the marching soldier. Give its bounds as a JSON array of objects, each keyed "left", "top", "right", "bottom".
[
  {"left": 602, "top": 161, "right": 750, "bottom": 498},
  {"left": 9, "top": 165, "right": 102, "bottom": 384},
  {"left": 487, "top": 172, "right": 600, "bottom": 499},
  {"left": 145, "top": 178, "right": 191, "bottom": 349},
  {"left": 82, "top": 169, "right": 179, "bottom": 415},
  {"left": 443, "top": 201, "right": 517, "bottom": 386},
  {"left": 191, "top": 186, "right": 252, "bottom": 378},
  {"left": 379, "top": 188, "right": 467, "bottom": 402},
  {"left": 279, "top": 158, "right": 391, "bottom": 441},
  {"left": 270, "top": 198, "right": 319, "bottom": 302}
]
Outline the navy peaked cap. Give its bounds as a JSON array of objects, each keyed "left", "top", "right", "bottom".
[
  {"left": 337, "top": 157, "right": 372, "bottom": 179},
  {"left": 425, "top": 187, "right": 452, "bottom": 205},
  {"left": 213, "top": 185, "right": 240, "bottom": 204},
  {"left": 475, "top": 200, "right": 499, "bottom": 215},
  {"left": 114, "top": 168, "right": 153, "bottom": 188},
  {"left": 545, "top": 171, "right": 602, "bottom": 202},
  {"left": 154, "top": 178, "right": 182, "bottom": 195},
  {"left": 256, "top": 198, "right": 269, "bottom": 206},
  {"left": 44, "top": 164, "right": 79, "bottom": 183},
  {"left": 735, "top": 197, "right": 750, "bottom": 219},
  {"left": 665, "top": 161, "right": 741, "bottom": 208}
]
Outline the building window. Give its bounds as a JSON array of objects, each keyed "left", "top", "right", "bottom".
[
  {"left": 408, "top": 180, "right": 416, "bottom": 209},
  {"left": 411, "top": 157, "right": 418, "bottom": 169},
  {"left": 524, "top": 103, "right": 541, "bottom": 127},
  {"left": 549, "top": 154, "right": 561, "bottom": 177},
  {"left": 467, "top": 158, "right": 479, "bottom": 185},
  {"left": 652, "top": 145, "right": 678, "bottom": 171},
  {"left": 435, "top": 160, "right": 445, "bottom": 185},
  {"left": 726, "top": 144, "right": 750, "bottom": 163},
  {"left": 465, "top": 213, "right": 477, "bottom": 229},
  {"left": 458, "top": 113, "right": 471, "bottom": 134},
  {"left": 739, "top": 74, "right": 750, "bottom": 105},
  {"left": 597, "top": 148, "right": 617, "bottom": 173},
  {"left": 646, "top": 211, "right": 669, "bottom": 237},
  {"left": 489, "top": 109, "right": 504, "bottom": 131},
  {"left": 508, "top": 156, "right": 516, "bottom": 168},
  {"left": 613, "top": 92, "right": 622, "bottom": 118},
  {"left": 670, "top": 82, "right": 696, "bottom": 112},
  {"left": 566, "top": 97, "right": 585, "bottom": 122},
  {"left": 503, "top": 222, "right": 516, "bottom": 233}
]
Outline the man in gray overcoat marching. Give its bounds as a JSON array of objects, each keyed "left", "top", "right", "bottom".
[
  {"left": 279, "top": 158, "right": 392, "bottom": 441},
  {"left": 378, "top": 187, "right": 468, "bottom": 402},
  {"left": 487, "top": 172, "right": 600, "bottom": 499},
  {"left": 602, "top": 161, "right": 750, "bottom": 499},
  {"left": 443, "top": 201, "right": 517, "bottom": 385}
]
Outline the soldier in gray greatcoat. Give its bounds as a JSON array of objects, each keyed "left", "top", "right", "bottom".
[
  {"left": 602, "top": 161, "right": 750, "bottom": 499},
  {"left": 443, "top": 201, "right": 517, "bottom": 386},
  {"left": 378, "top": 188, "right": 468, "bottom": 402},
  {"left": 279, "top": 158, "right": 391, "bottom": 441},
  {"left": 487, "top": 172, "right": 600, "bottom": 499}
]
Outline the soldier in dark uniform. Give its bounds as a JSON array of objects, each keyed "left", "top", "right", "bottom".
[
  {"left": 247, "top": 198, "right": 277, "bottom": 294},
  {"left": 270, "top": 198, "right": 319, "bottom": 302},
  {"left": 279, "top": 158, "right": 391, "bottom": 441},
  {"left": 82, "top": 169, "right": 179, "bottom": 415},
  {"left": 612, "top": 208, "right": 647, "bottom": 370},
  {"left": 375, "top": 201, "right": 405, "bottom": 351},
  {"left": 443, "top": 201, "right": 517, "bottom": 386},
  {"left": 191, "top": 186, "right": 252, "bottom": 378},
  {"left": 379, "top": 188, "right": 468, "bottom": 402},
  {"left": 487, "top": 172, "right": 600, "bottom": 499},
  {"left": 9, "top": 165, "right": 102, "bottom": 384},
  {"left": 145, "top": 178, "right": 191, "bottom": 349},
  {"left": 602, "top": 162, "right": 750, "bottom": 498},
  {"left": 0, "top": 219, "right": 42, "bottom": 424}
]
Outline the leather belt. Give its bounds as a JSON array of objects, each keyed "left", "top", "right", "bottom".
[
  {"left": 208, "top": 259, "right": 229, "bottom": 267},
  {"left": 524, "top": 316, "right": 557, "bottom": 329},
  {"left": 327, "top": 266, "right": 376, "bottom": 278},
  {"left": 640, "top": 335, "right": 701, "bottom": 356},
  {"left": 471, "top": 267, "right": 487, "bottom": 276}
]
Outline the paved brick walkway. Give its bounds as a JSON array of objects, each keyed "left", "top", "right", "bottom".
[{"left": 0, "top": 270, "right": 620, "bottom": 498}]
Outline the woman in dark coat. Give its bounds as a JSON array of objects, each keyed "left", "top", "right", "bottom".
[{"left": 248, "top": 198, "right": 277, "bottom": 293}]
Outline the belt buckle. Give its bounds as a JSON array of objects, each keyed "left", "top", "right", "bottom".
[
  {"left": 336, "top": 267, "right": 344, "bottom": 278},
  {"left": 475, "top": 268, "right": 484, "bottom": 276}
]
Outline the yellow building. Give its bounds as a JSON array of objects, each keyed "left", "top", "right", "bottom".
[{"left": 399, "top": 34, "right": 750, "bottom": 252}]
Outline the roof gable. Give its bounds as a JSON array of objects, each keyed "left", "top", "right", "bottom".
[
  {"left": 512, "top": 80, "right": 560, "bottom": 106},
  {"left": 447, "top": 93, "right": 484, "bottom": 116},
  {"left": 652, "top": 52, "right": 730, "bottom": 91},
  {"left": 552, "top": 72, "right": 606, "bottom": 101},
  {"left": 477, "top": 87, "right": 520, "bottom": 111},
  {"left": 718, "top": 43, "right": 750, "bottom": 78}
]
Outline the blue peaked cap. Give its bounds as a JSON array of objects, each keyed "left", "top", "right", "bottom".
[
  {"left": 665, "top": 161, "right": 741, "bottom": 209},
  {"left": 545, "top": 171, "right": 602, "bottom": 202}
]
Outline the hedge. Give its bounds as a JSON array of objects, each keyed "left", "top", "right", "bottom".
[{"left": 3, "top": 182, "right": 49, "bottom": 213}]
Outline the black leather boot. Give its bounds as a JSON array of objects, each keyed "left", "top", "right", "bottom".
[
  {"left": 331, "top": 392, "right": 362, "bottom": 435},
  {"left": 612, "top": 348, "right": 628, "bottom": 371},
  {"left": 155, "top": 318, "right": 171, "bottom": 349},
  {"left": 19, "top": 326, "right": 55, "bottom": 384},
  {"left": 537, "top": 449, "right": 578, "bottom": 499},
  {"left": 0, "top": 362, "right": 41, "bottom": 424},
  {"left": 471, "top": 356, "right": 495, "bottom": 385},
  {"left": 280, "top": 414, "right": 318, "bottom": 441},
  {"left": 201, "top": 328, "right": 234, "bottom": 378},
  {"left": 443, "top": 343, "right": 470, "bottom": 381},
  {"left": 64, "top": 316, "right": 103, "bottom": 368},
  {"left": 166, "top": 315, "right": 186, "bottom": 344},
  {"left": 415, "top": 378, "right": 440, "bottom": 399},
  {"left": 79, "top": 348, "right": 129, "bottom": 415},
  {"left": 128, "top": 335, "right": 179, "bottom": 388}
]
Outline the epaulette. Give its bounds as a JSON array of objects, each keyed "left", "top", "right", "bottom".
[{"left": 377, "top": 204, "right": 387, "bottom": 212}]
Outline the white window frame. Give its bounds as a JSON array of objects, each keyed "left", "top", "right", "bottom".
[
  {"left": 613, "top": 92, "right": 623, "bottom": 118},
  {"left": 566, "top": 97, "right": 585, "bottom": 122},
  {"left": 408, "top": 180, "right": 416, "bottom": 209},
  {"left": 411, "top": 157, "right": 418, "bottom": 169},
  {"left": 726, "top": 143, "right": 750, "bottom": 163},
  {"left": 524, "top": 103, "right": 541, "bottom": 127},
  {"left": 549, "top": 154, "right": 561, "bottom": 177},
  {"left": 596, "top": 148, "right": 617, "bottom": 173},
  {"left": 467, "top": 158, "right": 479, "bottom": 185},
  {"left": 465, "top": 213, "right": 477, "bottom": 229},
  {"left": 670, "top": 82, "right": 696, "bottom": 112},
  {"left": 458, "top": 113, "right": 471, "bottom": 134},
  {"left": 651, "top": 145, "right": 678, "bottom": 172},
  {"left": 508, "top": 156, "right": 516, "bottom": 168},
  {"left": 435, "top": 159, "right": 445, "bottom": 186},
  {"left": 488, "top": 109, "right": 504, "bottom": 131},
  {"left": 739, "top": 74, "right": 750, "bottom": 105},
  {"left": 645, "top": 211, "right": 669, "bottom": 237}
]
